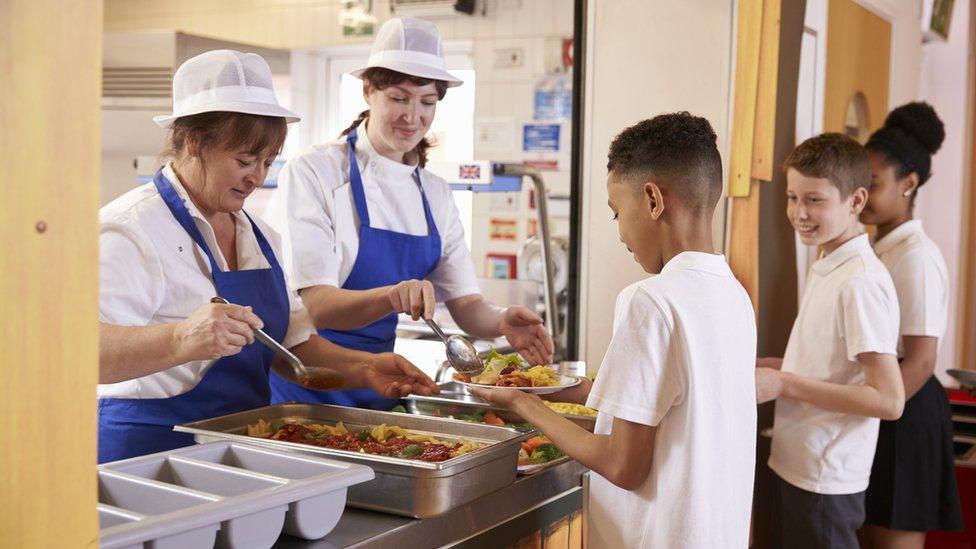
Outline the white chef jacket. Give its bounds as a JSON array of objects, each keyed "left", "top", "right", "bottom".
[
  {"left": 872, "top": 220, "right": 949, "bottom": 357},
  {"left": 98, "top": 163, "right": 315, "bottom": 399},
  {"left": 263, "top": 125, "right": 481, "bottom": 301},
  {"left": 585, "top": 252, "right": 757, "bottom": 549},
  {"left": 769, "top": 234, "right": 900, "bottom": 494}
]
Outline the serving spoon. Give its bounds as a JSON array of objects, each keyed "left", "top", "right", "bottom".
[
  {"left": 210, "top": 297, "right": 343, "bottom": 390},
  {"left": 424, "top": 317, "right": 484, "bottom": 377}
]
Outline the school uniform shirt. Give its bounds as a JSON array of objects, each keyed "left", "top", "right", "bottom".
[
  {"left": 585, "top": 252, "right": 757, "bottom": 549},
  {"left": 873, "top": 220, "right": 949, "bottom": 355},
  {"left": 263, "top": 127, "right": 481, "bottom": 300},
  {"left": 98, "top": 163, "right": 315, "bottom": 399},
  {"left": 769, "top": 234, "right": 900, "bottom": 495}
]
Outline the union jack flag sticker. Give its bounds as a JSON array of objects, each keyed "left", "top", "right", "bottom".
[{"left": 459, "top": 164, "right": 481, "bottom": 180}]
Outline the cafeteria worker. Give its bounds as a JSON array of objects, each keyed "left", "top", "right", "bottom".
[
  {"left": 98, "top": 50, "right": 437, "bottom": 463},
  {"left": 264, "top": 18, "right": 554, "bottom": 409}
]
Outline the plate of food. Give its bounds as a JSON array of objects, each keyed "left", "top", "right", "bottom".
[{"left": 453, "top": 350, "right": 581, "bottom": 395}]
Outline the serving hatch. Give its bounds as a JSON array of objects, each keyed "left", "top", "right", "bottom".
[{"left": 175, "top": 403, "right": 527, "bottom": 518}]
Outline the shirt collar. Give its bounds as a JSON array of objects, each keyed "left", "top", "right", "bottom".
[
  {"left": 161, "top": 162, "right": 250, "bottom": 226},
  {"left": 811, "top": 233, "right": 872, "bottom": 275},
  {"left": 873, "top": 219, "right": 923, "bottom": 256},
  {"left": 358, "top": 119, "right": 421, "bottom": 179},
  {"left": 660, "top": 251, "right": 731, "bottom": 276}
]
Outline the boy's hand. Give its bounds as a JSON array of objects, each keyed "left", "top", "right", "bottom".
[
  {"left": 756, "top": 367, "right": 787, "bottom": 404},
  {"left": 468, "top": 386, "right": 533, "bottom": 410},
  {"left": 541, "top": 376, "right": 593, "bottom": 405}
]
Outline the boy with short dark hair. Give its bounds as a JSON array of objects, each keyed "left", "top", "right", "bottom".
[
  {"left": 756, "top": 132, "right": 905, "bottom": 549},
  {"left": 473, "top": 112, "right": 757, "bottom": 548}
]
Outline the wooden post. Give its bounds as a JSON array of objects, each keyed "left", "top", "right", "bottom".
[
  {"left": 0, "top": 0, "right": 102, "bottom": 546},
  {"left": 726, "top": 1, "right": 806, "bottom": 548}
]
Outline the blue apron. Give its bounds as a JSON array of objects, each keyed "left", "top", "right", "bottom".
[
  {"left": 270, "top": 128, "right": 442, "bottom": 409},
  {"left": 98, "top": 170, "right": 290, "bottom": 463}
]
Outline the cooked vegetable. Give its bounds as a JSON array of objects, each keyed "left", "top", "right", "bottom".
[
  {"left": 529, "top": 443, "right": 564, "bottom": 463},
  {"left": 390, "top": 404, "right": 407, "bottom": 413},
  {"left": 523, "top": 435, "right": 550, "bottom": 453},
  {"left": 398, "top": 444, "right": 425, "bottom": 458},
  {"left": 543, "top": 401, "right": 597, "bottom": 417},
  {"left": 483, "top": 412, "right": 505, "bottom": 426}
]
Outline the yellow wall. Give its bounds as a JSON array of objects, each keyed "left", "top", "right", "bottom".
[
  {"left": 0, "top": 0, "right": 102, "bottom": 546},
  {"left": 823, "top": 0, "right": 891, "bottom": 135}
]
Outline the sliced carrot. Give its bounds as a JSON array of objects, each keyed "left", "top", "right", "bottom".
[
  {"left": 521, "top": 442, "right": 532, "bottom": 453},
  {"left": 483, "top": 412, "right": 505, "bottom": 426},
  {"left": 524, "top": 435, "right": 550, "bottom": 453}
]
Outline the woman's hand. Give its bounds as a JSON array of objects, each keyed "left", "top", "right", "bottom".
[
  {"left": 387, "top": 279, "right": 436, "bottom": 320},
  {"left": 173, "top": 302, "right": 264, "bottom": 361},
  {"left": 498, "top": 307, "right": 554, "bottom": 366},
  {"left": 756, "top": 367, "right": 787, "bottom": 404},
  {"left": 353, "top": 352, "right": 440, "bottom": 398}
]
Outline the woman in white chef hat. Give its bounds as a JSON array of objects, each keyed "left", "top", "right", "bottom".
[
  {"left": 98, "top": 49, "right": 437, "bottom": 463},
  {"left": 264, "top": 18, "right": 554, "bottom": 409}
]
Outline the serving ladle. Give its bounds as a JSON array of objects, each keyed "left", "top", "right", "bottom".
[
  {"left": 424, "top": 317, "right": 484, "bottom": 377},
  {"left": 210, "top": 297, "right": 343, "bottom": 390}
]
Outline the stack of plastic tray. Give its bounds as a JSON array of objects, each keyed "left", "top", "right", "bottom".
[{"left": 98, "top": 441, "right": 374, "bottom": 549}]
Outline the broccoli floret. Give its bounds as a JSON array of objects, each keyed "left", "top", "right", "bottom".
[
  {"left": 357, "top": 430, "right": 370, "bottom": 441},
  {"left": 398, "top": 444, "right": 424, "bottom": 458},
  {"left": 529, "top": 443, "right": 564, "bottom": 463},
  {"left": 390, "top": 404, "right": 407, "bottom": 413},
  {"left": 456, "top": 413, "right": 485, "bottom": 423}
]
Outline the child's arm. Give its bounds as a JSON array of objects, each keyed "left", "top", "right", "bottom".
[
  {"left": 899, "top": 336, "right": 938, "bottom": 399},
  {"left": 758, "top": 352, "right": 904, "bottom": 419},
  {"left": 470, "top": 387, "right": 656, "bottom": 490},
  {"left": 541, "top": 376, "right": 593, "bottom": 405}
]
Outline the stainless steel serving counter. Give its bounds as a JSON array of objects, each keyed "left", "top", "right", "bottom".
[{"left": 273, "top": 460, "right": 588, "bottom": 548}]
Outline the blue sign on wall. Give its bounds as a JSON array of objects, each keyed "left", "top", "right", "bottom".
[{"left": 522, "top": 124, "right": 561, "bottom": 152}]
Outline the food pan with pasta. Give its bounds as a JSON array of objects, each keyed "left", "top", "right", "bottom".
[{"left": 176, "top": 403, "right": 528, "bottom": 517}]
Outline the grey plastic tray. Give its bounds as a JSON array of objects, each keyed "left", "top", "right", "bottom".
[{"left": 98, "top": 441, "right": 374, "bottom": 549}]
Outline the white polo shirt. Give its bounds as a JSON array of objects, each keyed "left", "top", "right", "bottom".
[
  {"left": 585, "top": 252, "right": 757, "bottom": 549},
  {"left": 769, "top": 234, "right": 899, "bottom": 494},
  {"left": 873, "top": 220, "right": 948, "bottom": 356},
  {"left": 98, "top": 164, "right": 315, "bottom": 399},
  {"left": 263, "top": 126, "right": 480, "bottom": 301}
]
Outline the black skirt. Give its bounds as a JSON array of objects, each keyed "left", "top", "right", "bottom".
[{"left": 864, "top": 376, "right": 963, "bottom": 532}]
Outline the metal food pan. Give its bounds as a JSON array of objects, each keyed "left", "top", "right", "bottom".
[
  {"left": 404, "top": 381, "right": 597, "bottom": 432},
  {"left": 175, "top": 403, "right": 527, "bottom": 518}
]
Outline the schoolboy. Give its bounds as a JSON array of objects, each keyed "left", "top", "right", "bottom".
[
  {"left": 472, "top": 112, "right": 757, "bottom": 548},
  {"left": 756, "top": 132, "right": 905, "bottom": 549}
]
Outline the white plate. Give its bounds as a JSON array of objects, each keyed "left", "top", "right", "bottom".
[{"left": 460, "top": 374, "right": 581, "bottom": 395}]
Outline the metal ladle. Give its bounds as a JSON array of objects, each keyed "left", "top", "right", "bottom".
[
  {"left": 424, "top": 317, "right": 484, "bottom": 377},
  {"left": 210, "top": 297, "right": 343, "bottom": 390}
]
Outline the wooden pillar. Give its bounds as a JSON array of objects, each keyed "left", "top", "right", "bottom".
[
  {"left": 726, "top": 1, "right": 806, "bottom": 547},
  {"left": 0, "top": 0, "right": 102, "bottom": 546}
]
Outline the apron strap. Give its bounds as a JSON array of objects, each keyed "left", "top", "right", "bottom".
[
  {"left": 346, "top": 128, "right": 372, "bottom": 228},
  {"left": 153, "top": 169, "right": 222, "bottom": 276}
]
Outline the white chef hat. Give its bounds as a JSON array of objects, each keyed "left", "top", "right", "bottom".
[
  {"left": 154, "top": 49, "right": 300, "bottom": 129},
  {"left": 350, "top": 18, "right": 463, "bottom": 87}
]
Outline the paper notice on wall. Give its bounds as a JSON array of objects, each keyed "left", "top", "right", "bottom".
[
  {"left": 475, "top": 116, "right": 517, "bottom": 152},
  {"left": 489, "top": 218, "right": 519, "bottom": 241}
]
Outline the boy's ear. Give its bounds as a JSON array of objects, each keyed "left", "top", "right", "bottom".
[
  {"left": 850, "top": 186, "right": 869, "bottom": 215},
  {"left": 644, "top": 181, "right": 665, "bottom": 220}
]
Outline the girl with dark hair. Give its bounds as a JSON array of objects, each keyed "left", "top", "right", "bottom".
[
  {"left": 97, "top": 50, "right": 436, "bottom": 463},
  {"left": 859, "top": 101, "right": 963, "bottom": 547},
  {"left": 265, "top": 18, "right": 554, "bottom": 409}
]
